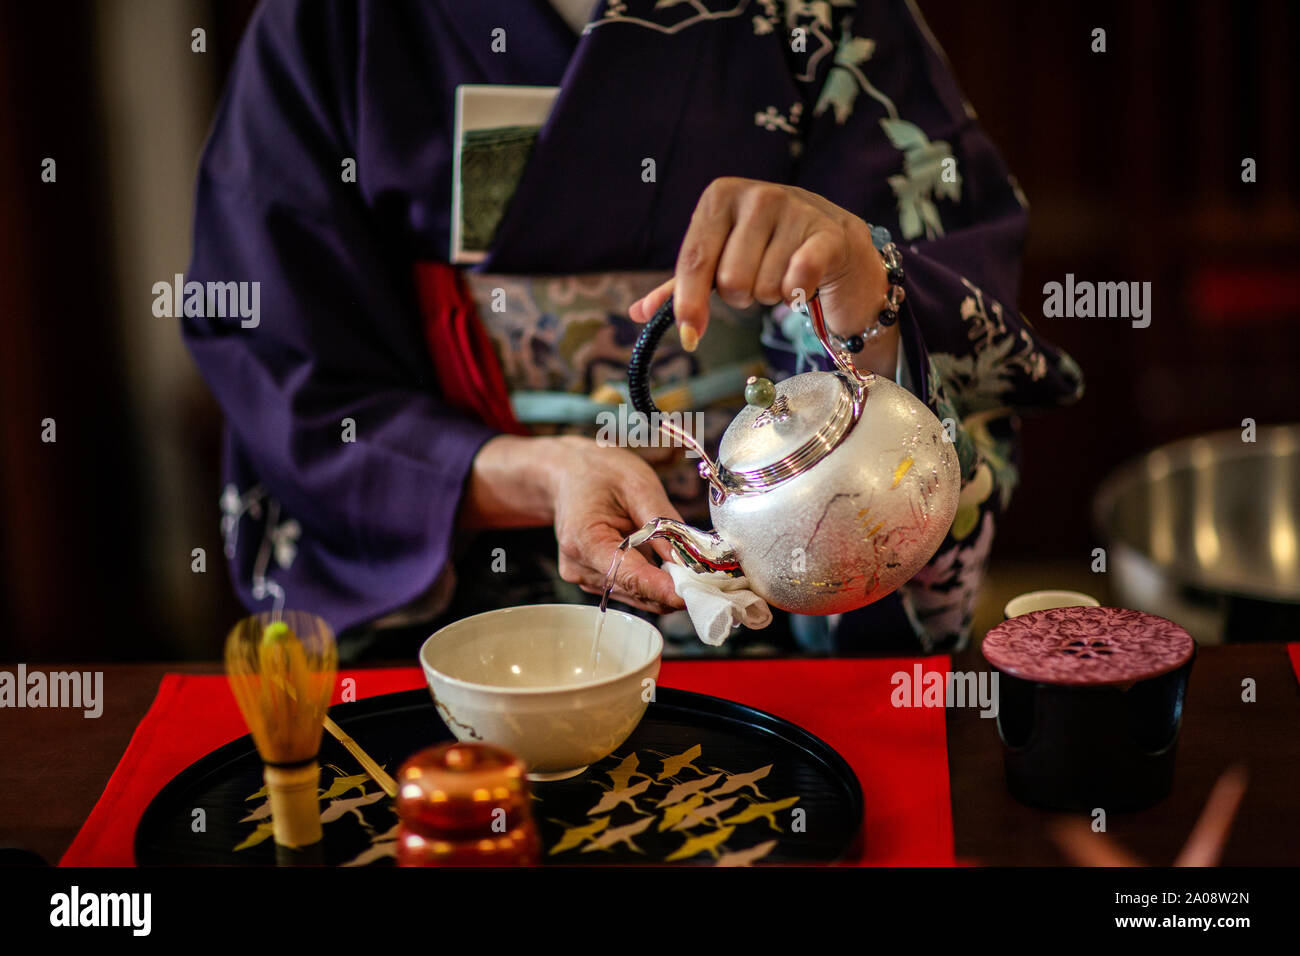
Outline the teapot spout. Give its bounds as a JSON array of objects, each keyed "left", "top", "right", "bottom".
[{"left": 630, "top": 518, "right": 743, "bottom": 577}]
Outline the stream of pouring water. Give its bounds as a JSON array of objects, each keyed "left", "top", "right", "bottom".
[{"left": 587, "top": 525, "right": 659, "bottom": 678}]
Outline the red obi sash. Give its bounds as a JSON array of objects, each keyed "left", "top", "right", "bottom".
[{"left": 413, "top": 262, "right": 529, "bottom": 436}]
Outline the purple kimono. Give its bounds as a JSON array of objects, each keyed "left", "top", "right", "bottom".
[{"left": 184, "top": 0, "right": 1083, "bottom": 652}]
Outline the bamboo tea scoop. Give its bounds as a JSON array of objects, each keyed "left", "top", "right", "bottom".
[{"left": 322, "top": 715, "right": 397, "bottom": 798}]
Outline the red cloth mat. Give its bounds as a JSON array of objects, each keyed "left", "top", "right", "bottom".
[
  {"left": 61, "top": 658, "right": 953, "bottom": 866},
  {"left": 1289, "top": 644, "right": 1300, "bottom": 685}
]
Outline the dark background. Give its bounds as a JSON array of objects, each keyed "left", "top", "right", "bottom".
[{"left": 2, "top": 1, "right": 1297, "bottom": 661}]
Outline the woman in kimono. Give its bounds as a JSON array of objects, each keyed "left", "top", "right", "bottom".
[{"left": 184, "top": 0, "right": 1083, "bottom": 658}]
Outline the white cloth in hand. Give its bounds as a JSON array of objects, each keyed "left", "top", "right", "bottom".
[{"left": 665, "top": 561, "right": 772, "bottom": 646}]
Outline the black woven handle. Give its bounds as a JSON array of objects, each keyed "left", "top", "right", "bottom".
[{"left": 627, "top": 298, "right": 677, "bottom": 417}]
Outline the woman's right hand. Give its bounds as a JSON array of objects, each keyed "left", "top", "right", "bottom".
[{"left": 461, "top": 434, "right": 686, "bottom": 614}]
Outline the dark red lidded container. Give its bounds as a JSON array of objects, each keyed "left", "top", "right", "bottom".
[{"left": 981, "top": 606, "right": 1195, "bottom": 811}]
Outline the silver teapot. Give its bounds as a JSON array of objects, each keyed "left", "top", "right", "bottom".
[{"left": 625, "top": 295, "right": 960, "bottom": 615}]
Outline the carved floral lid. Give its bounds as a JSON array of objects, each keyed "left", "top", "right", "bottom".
[{"left": 981, "top": 606, "right": 1195, "bottom": 687}]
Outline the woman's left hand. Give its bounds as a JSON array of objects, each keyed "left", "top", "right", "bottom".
[{"left": 629, "top": 177, "right": 897, "bottom": 375}]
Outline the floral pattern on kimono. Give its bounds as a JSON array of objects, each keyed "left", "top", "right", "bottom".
[
  {"left": 748, "top": 0, "right": 1085, "bottom": 650},
  {"left": 219, "top": 483, "right": 301, "bottom": 613},
  {"left": 895, "top": 288, "right": 1083, "bottom": 647}
]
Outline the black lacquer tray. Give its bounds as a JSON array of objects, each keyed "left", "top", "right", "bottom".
[{"left": 135, "top": 687, "right": 863, "bottom": 866}]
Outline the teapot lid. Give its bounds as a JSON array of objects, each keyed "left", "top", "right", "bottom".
[{"left": 715, "top": 370, "right": 864, "bottom": 494}]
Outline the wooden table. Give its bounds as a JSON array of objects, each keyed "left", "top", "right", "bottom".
[{"left": 2, "top": 645, "right": 1297, "bottom": 866}]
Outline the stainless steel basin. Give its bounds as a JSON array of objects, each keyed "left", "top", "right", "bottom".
[{"left": 1093, "top": 425, "right": 1300, "bottom": 643}]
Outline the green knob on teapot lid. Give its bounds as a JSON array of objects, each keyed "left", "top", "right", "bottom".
[{"left": 744, "top": 376, "right": 776, "bottom": 409}]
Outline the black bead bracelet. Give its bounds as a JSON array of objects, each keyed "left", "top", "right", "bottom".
[{"left": 830, "top": 233, "right": 904, "bottom": 353}]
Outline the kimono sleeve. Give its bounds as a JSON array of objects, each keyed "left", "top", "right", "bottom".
[
  {"left": 182, "top": 2, "right": 497, "bottom": 634},
  {"left": 797, "top": 0, "right": 1084, "bottom": 648},
  {"left": 799, "top": 0, "right": 1085, "bottom": 446}
]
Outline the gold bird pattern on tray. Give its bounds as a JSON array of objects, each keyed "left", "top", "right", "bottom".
[{"left": 232, "top": 744, "right": 805, "bottom": 866}]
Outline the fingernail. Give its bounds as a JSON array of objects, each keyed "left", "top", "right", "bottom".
[{"left": 679, "top": 324, "right": 699, "bottom": 352}]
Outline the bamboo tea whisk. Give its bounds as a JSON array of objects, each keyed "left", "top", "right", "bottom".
[{"left": 225, "top": 611, "right": 338, "bottom": 850}]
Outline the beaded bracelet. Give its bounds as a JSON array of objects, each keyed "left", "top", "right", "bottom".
[{"left": 829, "top": 226, "right": 905, "bottom": 354}]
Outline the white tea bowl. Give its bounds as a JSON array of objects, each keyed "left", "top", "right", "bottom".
[{"left": 419, "top": 604, "right": 663, "bottom": 781}]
